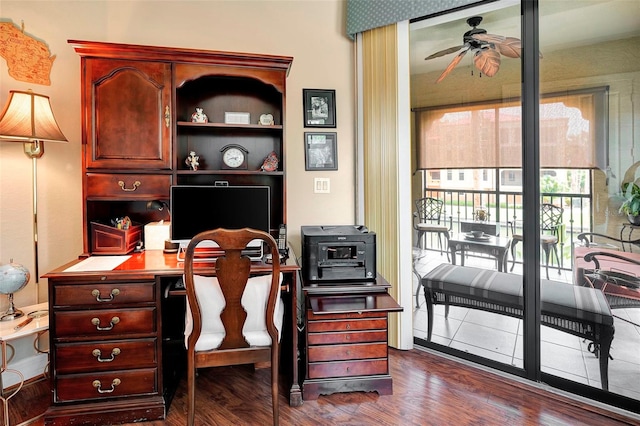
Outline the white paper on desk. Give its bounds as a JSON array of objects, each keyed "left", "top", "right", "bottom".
[{"left": 64, "top": 255, "right": 131, "bottom": 272}]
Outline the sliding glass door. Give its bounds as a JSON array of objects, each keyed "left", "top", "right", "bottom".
[
  {"left": 538, "top": 0, "right": 640, "bottom": 409},
  {"left": 411, "top": 1, "right": 524, "bottom": 371},
  {"left": 411, "top": 0, "right": 640, "bottom": 414}
]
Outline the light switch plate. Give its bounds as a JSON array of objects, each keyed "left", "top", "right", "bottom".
[{"left": 314, "top": 178, "right": 330, "bottom": 193}]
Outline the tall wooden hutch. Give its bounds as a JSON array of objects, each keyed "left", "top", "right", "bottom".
[{"left": 72, "top": 40, "right": 292, "bottom": 254}]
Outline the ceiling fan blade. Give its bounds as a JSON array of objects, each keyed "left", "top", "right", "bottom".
[
  {"left": 496, "top": 37, "right": 522, "bottom": 58},
  {"left": 435, "top": 48, "right": 469, "bottom": 83},
  {"left": 425, "top": 44, "right": 467, "bottom": 60},
  {"left": 474, "top": 48, "right": 501, "bottom": 77},
  {"left": 472, "top": 34, "right": 522, "bottom": 58}
]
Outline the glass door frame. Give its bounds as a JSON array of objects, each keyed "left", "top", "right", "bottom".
[{"left": 412, "top": 0, "right": 639, "bottom": 414}]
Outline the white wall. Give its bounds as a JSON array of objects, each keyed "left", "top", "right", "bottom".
[{"left": 0, "top": 0, "right": 356, "bottom": 307}]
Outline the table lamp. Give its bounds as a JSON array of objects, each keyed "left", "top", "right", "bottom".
[{"left": 145, "top": 200, "right": 171, "bottom": 250}]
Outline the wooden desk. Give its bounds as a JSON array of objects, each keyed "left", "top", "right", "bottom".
[{"left": 43, "top": 250, "right": 301, "bottom": 425}]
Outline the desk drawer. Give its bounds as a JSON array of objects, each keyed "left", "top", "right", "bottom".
[
  {"left": 54, "top": 282, "right": 155, "bottom": 307},
  {"left": 85, "top": 173, "right": 171, "bottom": 199},
  {"left": 54, "top": 307, "right": 156, "bottom": 338},
  {"left": 55, "top": 368, "right": 157, "bottom": 402},
  {"left": 308, "top": 342, "right": 387, "bottom": 362},
  {"left": 307, "top": 329, "right": 387, "bottom": 345},
  {"left": 307, "top": 310, "right": 386, "bottom": 321},
  {"left": 307, "top": 318, "right": 387, "bottom": 333},
  {"left": 55, "top": 339, "right": 158, "bottom": 374},
  {"left": 308, "top": 358, "right": 388, "bottom": 379}
]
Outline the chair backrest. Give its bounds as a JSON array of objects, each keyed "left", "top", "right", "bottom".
[
  {"left": 540, "top": 203, "right": 563, "bottom": 233},
  {"left": 415, "top": 197, "right": 444, "bottom": 223},
  {"left": 183, "top": 227, "right": 280, "bottom": 351}
]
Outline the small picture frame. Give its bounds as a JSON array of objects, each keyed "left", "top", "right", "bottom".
[
  {"left": 224, "top": 112, "right": 251, "bottom": 125},
  {"left": 303, "top": 89, "right": 336, "bottom": 128},
  {"left": 305, "top": 132, "right": 337, "bottom": 171}
]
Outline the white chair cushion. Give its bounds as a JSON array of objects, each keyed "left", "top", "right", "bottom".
[{"left": 184, "top": 273, "right": 284, "bottom": 351}]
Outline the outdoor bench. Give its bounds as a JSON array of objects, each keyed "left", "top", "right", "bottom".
[{"left": 421, "top": 263, "right": 614, "bottom": 390}]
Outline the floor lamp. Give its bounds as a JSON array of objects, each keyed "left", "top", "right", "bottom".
[{"left": 0, "top": 89, "right": 68, "bottom": 307}]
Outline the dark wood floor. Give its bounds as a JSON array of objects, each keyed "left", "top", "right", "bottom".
[{"left": 5, "top": 348, "right": 639, "bottom": 425}]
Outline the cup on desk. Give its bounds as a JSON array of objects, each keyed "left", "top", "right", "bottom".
[{"left": 470, "top": 230, "right": 484, "bottom": 238}]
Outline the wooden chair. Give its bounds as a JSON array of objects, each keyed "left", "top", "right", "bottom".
[
  {"left": 413, "top": 197, "right": 452, "bottom": 261},
  {"left": 183, "top": 228, "right": 282, "bottom": 426},
  {"left": 510, "top": 203, "right": 564, "bottom": 279}
]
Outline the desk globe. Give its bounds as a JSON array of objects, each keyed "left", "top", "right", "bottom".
[{"left": 0, "top": 260, "right": 30, "bottom": 321}]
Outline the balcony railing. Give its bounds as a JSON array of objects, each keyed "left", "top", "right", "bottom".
[{"left": 419, "top": 187, "right": 595, "bottom": 272}]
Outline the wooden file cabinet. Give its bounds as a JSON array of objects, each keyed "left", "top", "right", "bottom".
[
  {"left": 45, "top": 276, "right": 164, "bottom": 425},
  {"left": 303, "top": 280, "right": 402, "bottom": 400}
]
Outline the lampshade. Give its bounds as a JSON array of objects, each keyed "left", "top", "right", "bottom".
[{"left": 0, "top": 89, "right": 67, "bottom": 157}]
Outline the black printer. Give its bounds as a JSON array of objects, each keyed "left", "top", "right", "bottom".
[{"left": 301, "top": 225, "right": 376, "bottom": 284}]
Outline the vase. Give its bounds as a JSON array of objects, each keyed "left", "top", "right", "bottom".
[{"left": 628, "top": 214, "right": 640, "bottom": 226}]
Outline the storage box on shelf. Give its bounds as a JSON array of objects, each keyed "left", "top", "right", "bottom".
[{"left": 90, "top": 221, "right": 143, "bottom": 255}]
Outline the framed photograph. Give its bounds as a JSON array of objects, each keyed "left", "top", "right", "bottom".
[
  {"left": 305, "top": 132, "right": 337, "bottom": 171},
  {"left": 303, "top": 89, "right": 336, "bottom": 128},
  {"left": 224, "top": 111, "right": 250, "bottom": 125}
]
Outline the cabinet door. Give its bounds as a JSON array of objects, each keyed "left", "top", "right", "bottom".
[{"left": 84, "top": 59, "right": 171, "bottom": 170}]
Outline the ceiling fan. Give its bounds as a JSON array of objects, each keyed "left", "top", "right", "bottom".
[{"left": 425, "top": 16, "right": 522, "bottom": 83}]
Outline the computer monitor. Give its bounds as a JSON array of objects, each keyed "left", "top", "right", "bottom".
[{"left": 170, "top": 185, "right": 271, "bottom": 242}]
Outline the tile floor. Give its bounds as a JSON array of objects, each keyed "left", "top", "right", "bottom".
[{"left": 412, "top": 250, "right": 640, "bottom": 401}]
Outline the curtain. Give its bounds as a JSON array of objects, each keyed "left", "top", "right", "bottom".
[
  {"left": 360, "top": 23, "right": 406, "bottom": 349},
  {"left": 414, "top": 87, "right": 609, "bottom": 169}
]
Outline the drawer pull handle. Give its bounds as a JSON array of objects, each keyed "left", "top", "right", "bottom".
[
  {"left": 91, "top": 288, "right": 120, "bottom": 302},
  {"left": 117, "top": 180, "right": 141, "bottom": 192},
  {"left": 346, "top": 324, "right": 351, "bottom": 330},
  {"left": 91, "top": 316, "right": 120, "bottom": 331},
  {"left": 92, "top": 347, "right": 121, "bottom": 362},
  {"left": 93, "top": 378, "right": 121, "bottom": 394}
]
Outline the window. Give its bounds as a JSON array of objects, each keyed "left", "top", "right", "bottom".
[{"left": 413, "top": 88, "right": 608, "bottom": 170}]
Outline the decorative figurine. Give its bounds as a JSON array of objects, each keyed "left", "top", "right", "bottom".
[
  {"left": 185, "top": 151, "right": 200, "bottom": 171},
  {"left": 191, "top": 107, "right": 208, "bottom": 123},
  {"left": 260, "top": 151, "right": 279, "bottom": 172}
]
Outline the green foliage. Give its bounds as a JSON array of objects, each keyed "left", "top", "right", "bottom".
[
  {"left": 540, "top": 175, "right": 562, "bottom": 194},
  {"left": 619, "top": 181, "right": 640, "bottom": 216}
]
